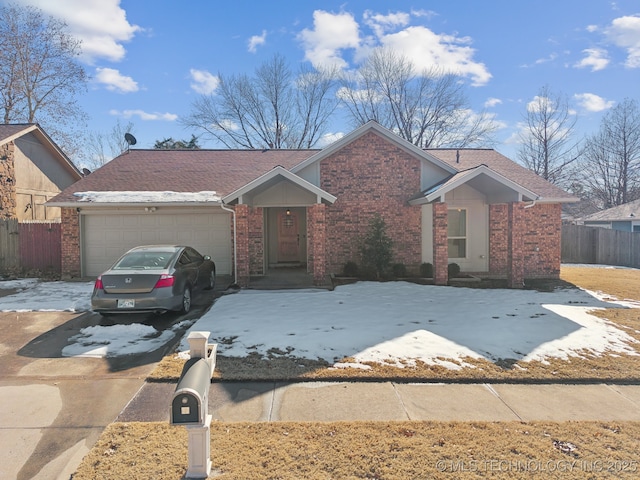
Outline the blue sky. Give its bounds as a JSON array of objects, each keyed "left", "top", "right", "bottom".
[{"left": 8, "top": 0, "right": 640, "bottom": 161}]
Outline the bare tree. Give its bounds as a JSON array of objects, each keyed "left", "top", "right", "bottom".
[
  {"left": 0, "top": 4, "right": 87, "bottom": 155},
  {"left": 580, "top": 98, "right": 640, "bottom": 207},
  {"left": 182, "top": 54, "right": 337, "bottom": 149},
  {"left": 338, "top": 48, "right": 497, "bottom": 148},
  {"left": 517, "top": 85, "right": 582, "bottom": 185},
  {"left": 154, "top": 135, "right": 200, "bottom": 149},
  {"left": 81, "top": 121, "right": 135, "bottom": 171}
]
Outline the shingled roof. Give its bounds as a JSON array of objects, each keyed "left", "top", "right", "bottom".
[
  {"left": 425, "top": 148, "right": 576, "bottom": 202},
  {"left": 49, "top": 148, "right": 318, "bottom": 203},
  {"left": 49, "top": 125, "right": 577, "bottom": 205}
]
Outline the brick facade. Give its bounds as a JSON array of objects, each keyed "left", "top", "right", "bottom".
[
  {"left": 0, "top": 141, "right": 16, "bottom": 219},
  {"left": 523, "top": 203, "right": 562, "bottom": 278},
  {"left": 55, "top": 129, "right": 563, "bottom": 286},
  {"left": 507, "top": 202, "right": 525, "bottom": 288},
  {"left": 432, "top": 202, "right": 449, "bottom": 285},
  {"left": 489, "top": 204, "right": 509, "bottom": 276},
  {"left": 319, "top": 131, "right": 423, "bottom": 274},
  {"left": 235, "top": 204, "right": 250, "bottom": 286},
  {"left": 307, "top": 203, "right": 327, "bottom": 285},
  {"left": 489, "top": 202, "right": 561, "bottom": 285},
  {"left": 61, "top": 207, "right": 81, "bottom": 278}
]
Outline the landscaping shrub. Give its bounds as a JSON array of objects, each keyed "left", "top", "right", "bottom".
[
  {"left": 448, "top": 262, "right": 461, "bottom": 278},
  {"left": 419, "top": 262, "right": 433, "bottom": 278},
  {"left": 360, "top": 214, "right": 393, "bottom": 279},
  {"left": 342, "top": 261, "right": 359, "bottom": 277},
  {"left": 392, "top": 263, "right": 407, "bottom": 278}
]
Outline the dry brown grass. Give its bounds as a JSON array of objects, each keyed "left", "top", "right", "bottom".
[
  {"left": 148, "top": 266, "right": 640, "bottom": 383},
  {"left": 74, "top": 420, "right": 640, "bottom": 479},
  {"left": 74, "top": 266, "right": 640, "bottom": 479}
]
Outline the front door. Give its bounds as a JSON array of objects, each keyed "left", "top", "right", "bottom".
[{"left": 278, "top": 209, "right": 300, "bottom": 263}]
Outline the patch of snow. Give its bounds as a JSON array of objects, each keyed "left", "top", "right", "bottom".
[
  {"left": 73, "top": 191, "right": 220, "bottom": 203},
  {"left": 180, "top": 281, "right": 639, "bottom": 370}
]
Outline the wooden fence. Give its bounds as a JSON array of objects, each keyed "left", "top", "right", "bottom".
[
  {"left": 562, "top": 224, "right": 640, "bottom": 268},
  {"left": 0, "top": 219, "right": 62, "bottom": 274}
]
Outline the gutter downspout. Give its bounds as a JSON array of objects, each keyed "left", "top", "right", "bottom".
[
  {"left": 524, "top": 197, "right": 540, "bottom": 209},
  {"left": 220, "top": 201, "right": 238, "bottom": 286}
]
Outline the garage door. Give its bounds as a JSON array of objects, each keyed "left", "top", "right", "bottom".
[{"left": 82, "top": 210, "right": 231, "bottom": 277}]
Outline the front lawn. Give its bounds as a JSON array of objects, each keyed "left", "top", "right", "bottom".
[{"left": 149, "top": 265, "right": 640, "bottom": 382}]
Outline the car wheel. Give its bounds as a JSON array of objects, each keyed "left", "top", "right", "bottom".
[
  {"left": 181, "top": 286, "right": 192, "bottom": 314},
  {"left": 205, "top": 271, "right": 216, "bottom": 290}
]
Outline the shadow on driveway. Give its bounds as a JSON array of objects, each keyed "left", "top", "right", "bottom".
[{"left": 17, "top": 289, "right": 217, "bottom": 372}]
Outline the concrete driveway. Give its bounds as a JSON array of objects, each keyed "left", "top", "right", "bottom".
[{"left": 0, "top": 287, "right": 217, "bottom": 480}]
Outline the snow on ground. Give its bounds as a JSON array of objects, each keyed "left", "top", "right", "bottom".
[
  {"left": 1, "top": 267, "right": 639, "bottom": 367},
  {"left": 180, "top": 280, "right": 640, "bottom": 369},
  {"left": 0, "top": 280, "right": 93, "bottom": 312}
]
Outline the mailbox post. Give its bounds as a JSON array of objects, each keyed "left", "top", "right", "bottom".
[{"left": 170, "top": 331, "right": 217, "bottom": 479}]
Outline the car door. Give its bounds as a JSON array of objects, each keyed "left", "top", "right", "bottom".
[
  {"left": 177, "top": 249, "right": 199, "bottom": 289},
  {"left": 185, "top": 247, "right": 208, "bottom": 288}
]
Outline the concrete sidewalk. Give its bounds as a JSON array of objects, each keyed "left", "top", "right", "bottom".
[{"left": 118, "top": 381, "right": 640, "bottom": 423}]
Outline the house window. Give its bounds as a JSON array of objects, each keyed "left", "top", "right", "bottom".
[{"left": 448, "top": 208, "right": 467, "bottom": 258}]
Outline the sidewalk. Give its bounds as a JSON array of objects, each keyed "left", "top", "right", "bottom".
[{"left": 118, "top": 381, "right": 640, "bottom": 423}]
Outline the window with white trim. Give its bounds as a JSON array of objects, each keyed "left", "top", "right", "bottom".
[{"left": 448, "top": 208, "right": 467, "bottom": 258}]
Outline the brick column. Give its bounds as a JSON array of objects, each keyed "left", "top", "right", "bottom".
[
  {"left": 308, "top": 204, "right": 327, "bottom": 285},
  {"left": 507, "top": 202, "right": 525, "bottom": 288},
  {"left": 432, "top": 202, "right": 448, "bottom": 285},
  {"left": 61, "top": 208, "right": 81, "bottom": 278},
  {"left": 234, "top": 204, "right": 250, "bottom": 287}
]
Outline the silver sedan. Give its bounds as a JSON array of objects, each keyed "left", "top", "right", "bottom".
[{"left": 91, "top": 245, "right": 216, "bottom": 315}]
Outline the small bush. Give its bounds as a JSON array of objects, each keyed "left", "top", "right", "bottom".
[
  {"left": 360, "top": 214, "right": 393, "bottom": 279},
  {"left": 342, "top": 261, "right": 359, "bottom": 277},
  {"left": 419, "top": 262, "right": 433, "bottom": 278},
  {"left": 448, "top": 262, "right": 461, "bottom": 278},
  {"left": 391, "top": 263, "right": 407, "bottom": 278}
]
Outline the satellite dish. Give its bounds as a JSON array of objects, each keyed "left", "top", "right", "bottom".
[
  {"left": 82, "top": 168, "right": 91, "bottom": 176},
  {"left": 124, "top": 133, "right": 137, "bottom": 146}
]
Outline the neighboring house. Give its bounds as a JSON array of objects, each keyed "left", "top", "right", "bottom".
[
  {"left": 580, "top": 199, "right": 640, "bottom": 232},
  {"left": 0, "top": 124, "right": 82, "bottom": 221},
  {"left": 48, "top": 121, "right": 578, "bottom": 287}
]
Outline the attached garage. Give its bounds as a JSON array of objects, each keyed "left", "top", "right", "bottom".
[{"left": 80, "top": 208, "right": 232, "bottom": 277}]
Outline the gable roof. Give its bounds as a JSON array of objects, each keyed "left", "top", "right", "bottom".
[
  {"left": 0, "top": 123, "right": 82, "bottom": 179},
  {"left": 410, "top": 164, "right": 539, "bottom": 204},
  {"left": 291, "top": 121, "right": 456, "bottom": 175},
  {"left": 48, "top": 122, "right": 577, "bottom": 207},
  {"left": 582, "top": 198, "right": 640, "bottom": 222},
  {"left": 425, "top": 148, "right": 577, "bottom": 202},
  {"left": 223, "top": 165, "right": 336, "bottom": 205}
]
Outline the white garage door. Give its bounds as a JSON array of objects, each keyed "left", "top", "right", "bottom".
[{"left": 81, "top": 210, "right": 231, "bottom": 277}]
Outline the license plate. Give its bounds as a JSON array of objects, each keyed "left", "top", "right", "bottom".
[{"left": 117, "top": 299, "right": 135, "bottom": 308}]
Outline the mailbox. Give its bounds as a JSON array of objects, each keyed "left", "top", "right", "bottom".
[{"left": 171, "top": 357, "right": 212, "bottom": 425}]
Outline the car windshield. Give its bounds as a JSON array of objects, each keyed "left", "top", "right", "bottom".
[{"left": 112, "top": 251, "right": 174, "bottom": 270}]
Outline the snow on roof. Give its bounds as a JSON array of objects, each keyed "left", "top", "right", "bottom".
[{"left": 73, "top": 191, "right": 221, "bottom": 203}]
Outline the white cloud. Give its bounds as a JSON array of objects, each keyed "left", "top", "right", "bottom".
[
  {"left": 94, "top": 67, "right": 138, "bottom": 93},
  {"left": 484, "top": 97, "right": 502, "bottom": 108},
  {"left": 363, "top": 10, "right": 410, "bottom": 38},
  {"left": 189, "top": 69, "right": 219, "bottom": 95},
  {"left": 297, "top": 10, "right": 361, "bottom": 69},
  {"left": 380, "top": 26, "right": 491, "bottom": 86},
  {"left": 15, "top": 0, "right": 141, "bottom": 64},
  {"left": 298, "top": 9, "right": 491, "bottom": 87},
  {"left": 316, "top": 131, "right": 344, "bottom": 147},
  {"left": 604, "top": 15, "right": 640, "bottom": 67},
  {"left": 247, "top": 30, "right": 267, "bottom": 53},
  {"left": 574, "top": 93, "right": 615, "bottom": 112},
  {"left": 110, "top": 109, "right": 177, "bottom": 121},
  {"left": 574, "top": 48, "right": 610, "bottom": 71}
]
